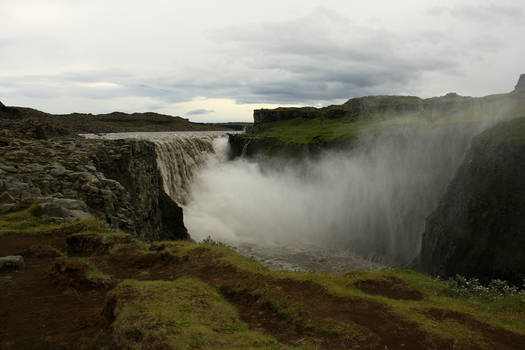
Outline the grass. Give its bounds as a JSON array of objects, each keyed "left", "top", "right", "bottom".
[
  {"left": 3, "top": 206, "right": 524, "bottom": 348},
  {"left": 110, "top": 278, "right": 303, "bottom": 350},
  {"left": 0, "top": 205, "right": 103, "bottom": 236},
  {"left": 158, "top": 240, "right": 525, "bottom": 347},
  {"left": 75, "top": 257, "right": 113, "bottom": 282},
  {"left": 252, "top": 95, "right": 525, "bottom": 145}
]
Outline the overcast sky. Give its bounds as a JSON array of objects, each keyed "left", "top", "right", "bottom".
[{"left": 0, "top": 0, "right": 524, "bottom": 122}]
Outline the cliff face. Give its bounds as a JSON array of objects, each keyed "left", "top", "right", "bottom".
[
  {"left": 253, "top": 96, "right": 424, "bottom": 125},
  {"left": 419, "top": 117, "right": 525, "bottom": 283},
  {"left": 92, "top": 140, "right": 188, "bottom": 241},
  {"left": 0, "top": 137, "right": 188, "bottom": 241},
  {"left": 514, "top": 74, "right": 525, "bottom": 97}
]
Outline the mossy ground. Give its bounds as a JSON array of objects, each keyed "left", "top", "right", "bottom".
[
  {"left": 0, "top": 205, "right": 104, "bottom": 236},
  {"left": 252, "top": 96, "right": 525, "bottom": 145},
  {"left": 1, "top": 209, "right": 524, "bottom": 349}
]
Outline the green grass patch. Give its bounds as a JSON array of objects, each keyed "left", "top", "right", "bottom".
[
  {"left": 162, "top": 240, "right": 525, "bottom": 346},
  {"left": 110, "top": 278, "right": 303, "bottom": 350},
  {"left": 252, "top": 95, "right": 525, "bottom": 145},
  {"left": 75, "top": 257, "right": 112, "bottom": 281},
  {"left": 0, "top": 206, "right": 105, "bottom": 236}
]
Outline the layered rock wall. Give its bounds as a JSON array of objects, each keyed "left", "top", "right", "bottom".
[
  {"left": 93, "top": 140, "right": 188, "bottom": 241},
  {"left": 0, "top": 138, "right": 188, "bottom": 241}
]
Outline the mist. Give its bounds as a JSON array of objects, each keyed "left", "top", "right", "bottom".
[{"left": 184, "top": 100, "right": 516, "bottom": 265}]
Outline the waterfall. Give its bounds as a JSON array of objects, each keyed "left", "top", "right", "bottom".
[
  {"left": 154, "top": 136, "right": 216, "bottom": 204},
  {"left": 81, "top": 131, "right": 236, "bottom": 205}
]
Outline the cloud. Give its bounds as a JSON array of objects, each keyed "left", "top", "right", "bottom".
[
  {"left": 197, "top": 9, "right": 460, "bottom": 104},
  {"left": 186, "top": 108, "right": 215, "bottom": 115},
  {"left": 1, "top": 2, "right": 524, "bottom": 120},
  {"left": 428, "top": 3, "right": 524, "bottom": 23}
]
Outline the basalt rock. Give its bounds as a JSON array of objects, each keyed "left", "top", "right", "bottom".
[
  {"left": 93, "top": 140, "right": 188, "bottom": 241},
  {"left": 0, "top": 256, "right": 25, "bottom": 271},
  {"left": 0, "top": 137, "right": 188, "bottom": 242},
  {"left": 419, "top": 117, "right": 525, "bottom": 284}
]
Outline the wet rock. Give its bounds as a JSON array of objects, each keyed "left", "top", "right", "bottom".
[{"left": 0, "top": 256, "right": 25, "bottom": 271}]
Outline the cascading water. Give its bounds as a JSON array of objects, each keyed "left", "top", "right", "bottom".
[
  {"left": 154, "top": 136, "right": 216, "bottom": 204},
  {"left": 81, "top": 99, "right": 516, "bottom": 273},
  {"left": 184, "top": 99, "right": 517, "bottom": 272},
  {"left": 81, "top": 131, "right": 234, "bottom": 205}
]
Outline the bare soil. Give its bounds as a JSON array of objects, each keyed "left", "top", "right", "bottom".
[
  {"left": 354, "top": 276, "right": 424, "bottom": 300},
  {"left": 1, "top": 232, "right": 524, "bottom": 350}
]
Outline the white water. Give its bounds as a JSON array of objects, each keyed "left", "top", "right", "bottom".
[
  {"left": 81, "top": 102, "right": 516, "bottom": 272},
  {"left": 81, "top": 131, "right": 236, "bottom": 204},
  {"left": 184, "top": 102, "right": 515, "bottom": 269}
]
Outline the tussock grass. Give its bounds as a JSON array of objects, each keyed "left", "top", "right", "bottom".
[
  {"left": 162, "top": 241, "right": 525, "bottom": 346},
  {"left": 110, "top": 278, "right": 303, "bottom": 350}
]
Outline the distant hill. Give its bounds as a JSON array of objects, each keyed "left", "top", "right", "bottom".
[{"left": 0, "top": 102, "right": 248, "bottom": 139}]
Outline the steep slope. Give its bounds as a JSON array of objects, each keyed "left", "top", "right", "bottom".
[
  {"left": 230, "top": 86, "right": 520, "bottom": 158},
  {"left": 420, "top": 116, "right": 525, "bottom": 283}
]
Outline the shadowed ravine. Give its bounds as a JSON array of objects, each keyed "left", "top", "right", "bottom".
[
  {"left": 84, "top": 103, "right": 515, "bottom": 272},
  {"left": 183, "top": 107, "right": 515, "bottom": 269}
]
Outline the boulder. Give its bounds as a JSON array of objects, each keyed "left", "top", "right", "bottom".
[
  {"left": 33, "top": 198, "right": 94, "bottom": 223},
  {"left": 0, "top": 191, "right": 16, "bottom": 204},
  {"left": 0, "top": 256, "right": 25, "bottom": 271}
]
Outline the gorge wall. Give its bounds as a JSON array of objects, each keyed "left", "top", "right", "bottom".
[
  {"left": 0, "top": 137, "right": 189, "bottom": 241},
  {"left": 92, "top": 139, "right": 188, "bottom": 241},
  {"left": 419, "top": 117, "right": 525, "bottom": 283}
]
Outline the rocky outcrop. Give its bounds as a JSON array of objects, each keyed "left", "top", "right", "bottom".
[
  {"left": 228, "top": 133, "right": 357, "bottom": 159},
  {"left": 419, "top": 117, "right": 525, "bottom": 284},
  {"left": 0, "top": 138, "right": 188, "bottom": 241},
  {"left": 514, "top": 74, "right": 525, "bottom": 98},
  {"left": 254, "top": 107, "right": 321, "bottom": 124},
  {"left": 0, "top": 256, "right": 25, "bottom": 271},
  {"left": 253, "top": 96, "right": 424, "bottom": 126},
  {"left": 93, "top": 140, "right": 188, "bottom": 241}
]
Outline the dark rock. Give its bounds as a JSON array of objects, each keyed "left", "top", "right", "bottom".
[
  {"left": 0, "top": 203, "right": 20, "bottom": 214},
  {"left": 33, "top": 198, "right": 93, "bottom": 223},
  {"left": 253, "top": 96, "right": 424, "bottom": 126},
  {"left": 93, "top": 140, "right": 188, "bottom": 241},
  {"left": 0, "top": 256, "right": 25, "bottom": 271},
  {"left": 419, "top": 117, "right": 525, "bottom": 284},
  {"left": 0, "top": 191, "right": 16, "bottom": 204}
]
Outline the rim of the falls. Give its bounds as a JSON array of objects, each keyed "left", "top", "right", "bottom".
[{"left": 80, "top": 131, "right": 240, "bottom": 205}]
